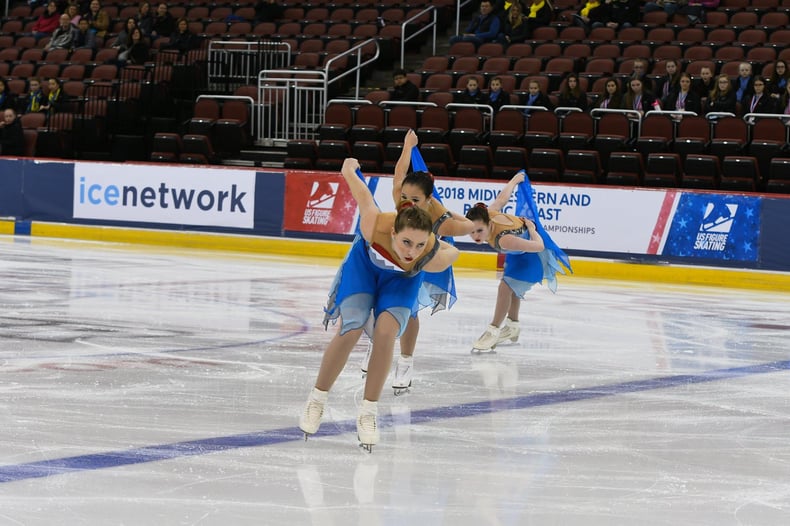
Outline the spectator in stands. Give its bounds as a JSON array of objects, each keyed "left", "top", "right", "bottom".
[
  {"left": 486, "top": 76, "right": 510, "bottom": 113},
  {"left": 557, "top": 73, "right": 587, "bottom": 111},
  {"left": 66, "top": 2, "right": 81, "bottom": 25},
  {"left": 25, "top": 78, "right": 46, "bottom": 115},
  {"left": 0, "top": 80, "right": 16, "bottom": 112},
  {"left": 455, "top": 77, "right": 486, "bottom": 105},
  {"left": 125, "top": 26, "right": 151, "bottom": 65},
  {"left": 497, "top": 2, "right": 529, "bottom": 46},
  {"left": 678, "top": 0, "right": 719, "bottom": 25},
  {"left": 706, "top": 74, "right": 737, "bottom": 117},
  {"left": 32, "top": 1, "right": 61, "bottom": 41},
  {"left": 46, "top": 13, "right": 77, "bottom": 50},
  {"left": 601, "top": 0, "right": 640, "bottom": 30},
  {"left": 82, "top": 0, "right": 109, "bottom": 39},
  {"left": 135, "top": 1, "right": 154, "bottom": 38},
  {"left": 255, "top": 0, "right": 284, "bottom": 24},
  {"left": 780, "top": 83, "right": 790, "bottom": 115},
  {"left": 731, "top": 62, "right": 754, "bottom": 105},
  {"left": 767, "top": 60, "right": 789, "bottom": 100},
  {"left": 150, "top": 3, "right": 176, "bottom": 41},
  {"left": 572, "top": 0, "right": 602, "bottom": 33},
  {"left": 662, "top": 72, "right": 701, "bottom": 119},
  {"left": 593, "top": 77, "right": 622, "bottom": 110},
  {"left": 113, "top": 17, "right": 138, "bottom": 57},
  {"left": 692, "top": 65, "right": 715, "bottom": 100},
  {"left": 622, "top": 77, "right": 658, "bottom": 117},
  {"left": 742, "top": 76, "right": 777, "bottom": 121},
  {"left": 389, "top": 68, "right": 420, "bottom": 102},
  {"left": 643, "top": 0, "right": 682, "bottom": 18},
  {"left": 523, "top": 0, "right": 553, "bottom": 39},
  {"left": 164, "top": 17, "right": 199, "bottom": 56},
  {"left": 73, "top": 17, "right": 97, "bottom": 50},
  {"left": 625, "top": 58, "right": 652, "bottom": 93},
  {"left": 0, "top": 109, "right": 25, "bottom": 157},
  {"left": 654, "top": 59, "right": 681, "bottom": 101},
  {"left": 449, "top": 0, "right": 501, "bottom": 49},
  {"left": 521, "top": 79, "right": 553, "bottom": 116},
  {"left": 41, "top": 78, "right": 64, "bottom": 118}
]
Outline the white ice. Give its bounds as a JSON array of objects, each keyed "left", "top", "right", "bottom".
[{"left": 0, "top": 237, "right": 789, "bottom": 525}]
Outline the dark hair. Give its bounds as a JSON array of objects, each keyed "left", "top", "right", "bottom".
[
  {"left": 393, "top": 68, "right": 407, "bottom": 78},
  {"left": 464, "top": 202, "right": 490, "bottom": 223},
  {"left": 395, "top": 200, "right": 433, "bottom": 233},
  {"left": 401, "top": 170, "right": 434, "bottom": 198}
]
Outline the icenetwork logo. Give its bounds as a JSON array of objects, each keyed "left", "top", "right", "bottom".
[
  {"left": 694, "top": 202, "right": 738, "bottom": 251},
  {"left": 78, "top": 177, "right": 247, "bottom": 212},
  {"left": 303, "top": 180, "right": 338, "bottom": 225},
  {"left": 73, "top": 164, "right": 256, "bottom": 229}
]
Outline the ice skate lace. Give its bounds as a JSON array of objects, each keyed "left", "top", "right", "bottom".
[
  {"left": 359, "top": 413, "right": 377, "bottom": 434},
  {"left": 304, "top": 399, "right": 324, "bottom": 423}
]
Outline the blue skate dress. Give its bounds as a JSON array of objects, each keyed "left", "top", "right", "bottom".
[
  {"left": 324, "top": 212, "right": 439, "bottom": 337},
  {"left": 486, "top": 211, "right": 566, "bottom": 297},
  {"left": 417, "top": 199, "right": 457, "bottom": 314}
]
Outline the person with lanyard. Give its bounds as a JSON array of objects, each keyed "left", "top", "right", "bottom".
[
  {"left": 622, "top": 77, "right": 658, "bottom": 117},
  {"left": 654, "top": 59, "right": 681, "bottom": 101},
  {"left": 780, "top": 83, "right": 790, "bottom": 115},
  {"left": 486, "top": 76, "right": 510, "bottom": 114},
  {"left": 360, "top": 130, "right": 475, "bottom": 395},
  {"left": 299, "top": 158, "right": 459, "bottom": 451},
  {"left": 662, "top": 72, "right": 701, "bottom": 120},
  {"left": 594, "top": 77, "right": 622, "bottom": 110},
  {"left": 25, "top": 78, "right": 45, "bottom": 115},
  {"left": 41, "top": 78, "right": 64, "bottom": 119},
  {"left": 742, "top": 76, "right": 777, "bottom": 123},
  {"left": 465, "top": 170, "right": 572, "bottom": 352}
]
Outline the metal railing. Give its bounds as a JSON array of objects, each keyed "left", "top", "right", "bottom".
[
  {"left": 255, "top": 39, "right": 380, "bottom": 146},
  {"left": 208, "top": 40, "right": 292, "bottom": 93},
  {"left": 398, "top": 6, "right": 438, "bottom": 69}
]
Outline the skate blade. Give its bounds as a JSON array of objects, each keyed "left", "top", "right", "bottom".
[
  {"left": 471, "top": 347, "right": 497, "bottom": 354},
  {"left": 358, "top": 440, "right": 375, "bottom": 453},
  {"left": 393, "top": 386, "right": 410, "bottom": 396}
]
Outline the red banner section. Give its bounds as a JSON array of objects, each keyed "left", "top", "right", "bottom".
[{"left": 283, "top": 171, "right": 358, "bottom": 234}]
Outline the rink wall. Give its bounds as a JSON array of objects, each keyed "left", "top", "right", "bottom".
[{"left": 1, "top": 158, "right": 789, "bottom": 291}]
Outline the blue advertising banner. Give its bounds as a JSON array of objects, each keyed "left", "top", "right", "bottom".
[{"left": 662, "top": 193, "right": 761, "bottom": 262}]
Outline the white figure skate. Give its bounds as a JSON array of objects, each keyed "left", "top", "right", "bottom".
[
  {"left": 392, "top": 355, "right": 413, "bottom": 396},
  {"left": 299, "top": 388, "right": 328, "bottom": 439},
  {"left": 357, "top": 399, "right": 379, "bottom": 452},
  {"left": 497, "top": 318, "right": 520, "bottom": 345},
  {"left": 471, "top": 324, "right": 500, "bottom": 353}
]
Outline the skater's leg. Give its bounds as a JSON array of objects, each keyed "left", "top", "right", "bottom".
[
  {"left": 490, "top": 280, "right": 513, "bottom": 327},
  {"left": 363, "top": 311, "right": 399, "bottom": 401},
  {"left": 398, "top": 316, "right": 419, "bottom": 358},
  {"left": 507, "top": 290, "right": 520, "bottom": 322},
  {"left": 315, "top": 326, "right": 364, "bottom": 391}
]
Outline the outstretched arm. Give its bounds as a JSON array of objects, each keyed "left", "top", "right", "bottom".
[
  {"left": 436, "top": 212, "right": 475, "bottom": 238},
  {"left": 341, "top": 158, "right": 378, "bottom": 240},
  {"left": 490, "top": 170, "right": 525, "bottom": 212},
  {"left": 391, "top": 129, "right": 419, "bottom": 204}
]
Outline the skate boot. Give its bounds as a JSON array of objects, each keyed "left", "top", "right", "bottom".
[
  {"left": 299, "top": 387, "right": 328, "bottom": 439},
  {"left": 360, "top": 339, "right": 372, "bottom": 377},
  {"left": 497, "top": 318, "right": 520, "bottom": 345},
  {"left": 472, "top": 324, "right": 500, "bottom": 353},
  {"left": 357, "top": 399, "right": 380, "bottom": 452},
  {"left": 392, "top": 355, "right": 413, "bottom": 396}
]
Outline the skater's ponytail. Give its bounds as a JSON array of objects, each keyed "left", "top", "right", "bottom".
[{"left": 465, "top": 202, "right": 490, "bottom": 224}]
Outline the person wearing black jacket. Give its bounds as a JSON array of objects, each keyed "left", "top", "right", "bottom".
[
  {"left": 0, "top": 109, "right": 25, "bottom": 157},
  {"left": 390, "top": 69, "right": 420, "bottom": 102},
  {"left": 706, "top": 74, "right": 737, "bottom": 116},
  {"left": 741, "top": 76, "right": 778, "bottom": 121},
  {"left": 662, "top": 73, "right": 702, "bottom": 117}
]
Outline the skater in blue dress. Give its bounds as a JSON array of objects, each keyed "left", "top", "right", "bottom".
[
  {"left": 465, "top": 170, "right": 572, "bottom": 352},
  {"left": 299, "top": 158, "right": 460, "bottom": 450},
  {"left": 362, "top": 130, "right": 475, "bottom": 394}
]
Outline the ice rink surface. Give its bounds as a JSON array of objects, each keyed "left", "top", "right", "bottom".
[{"left": 0, "top": 237, "right": 788, "bottom": 525}]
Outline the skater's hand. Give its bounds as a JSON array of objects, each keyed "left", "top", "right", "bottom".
[
  {"left": 403, "top": 129, "right": 418, "bottom": 149},
  {"left": 512, "top": 170, "right": 526, "bottom": 184},
  {"left": 342, "top": 158, "right": 360, "bottom": 173}
]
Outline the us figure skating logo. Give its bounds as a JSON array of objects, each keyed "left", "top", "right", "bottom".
[
  {"left": 693, "top": 202, "right": 738, "bottom": 251},
  {"left": 303, "top": 181, "right": 339, "bottom": 225}
]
